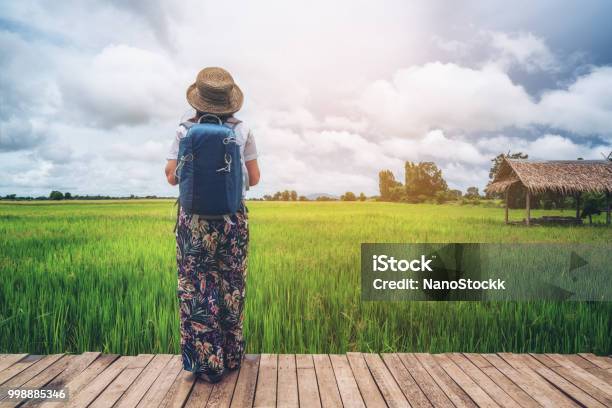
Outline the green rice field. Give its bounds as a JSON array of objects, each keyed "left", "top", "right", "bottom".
[{"left": 0, "top": 200, "right": 610, "bottom": 355}]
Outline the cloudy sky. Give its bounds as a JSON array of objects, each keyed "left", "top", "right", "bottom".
[{"left": 1, "top": 0, "right": 612, "bottom": 197}]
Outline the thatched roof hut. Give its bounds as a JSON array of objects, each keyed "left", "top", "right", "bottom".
[
  {"left": 487, "top": 159, "right": 612, "bottom": 195},
  {"left": 486, "top": 158, "right": 612, "bottom": 225}
]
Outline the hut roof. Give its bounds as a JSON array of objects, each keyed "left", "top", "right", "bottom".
[{"left": 486, "top": 159, "right": 612, "bottom": 194}]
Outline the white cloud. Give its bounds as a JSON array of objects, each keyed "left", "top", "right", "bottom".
[
  {"left": 109, "top": 140, "right": 167, "bottom": 162},
  {"left": 539, "top": 67, "right": 612, "bottom": 136},
  {"left": 59, "top": 44, "right": 186, "bottom": 128},
  {"left": 357, "top": 62, "right": 536, "bottom": 137},
  {"left": 488, "top": 31, "right": 559, "bottom": 72}
]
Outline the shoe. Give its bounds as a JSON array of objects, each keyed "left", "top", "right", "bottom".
[{"left": 198, "top": 372, "right": 224, "bottom": 384}]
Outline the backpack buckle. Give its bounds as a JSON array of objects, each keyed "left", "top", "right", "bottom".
[
  {"left": 175, "top": 153, "right": 194, "bottom": 181},
  {"left": 216, "top": 154, "right": 232, "bottom": 173}
]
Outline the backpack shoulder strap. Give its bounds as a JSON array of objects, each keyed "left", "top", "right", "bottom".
[
  {"left": 180, "top": 121, "right": 196, "bottom": 131},
  {"left": 225, "top": 117, "right": 242, "bottom": 130}
]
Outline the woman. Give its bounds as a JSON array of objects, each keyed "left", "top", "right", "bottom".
[{"left": 165, "top": 67, "right": 260, "bottom": 383}]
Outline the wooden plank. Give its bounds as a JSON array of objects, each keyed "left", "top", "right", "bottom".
[
  {"left": 557, "top": 354, "right": 597, "bottom": 370},
  {"left": 448, "top": 354, "right": 520, "bottom": 408},
  {"left": 484, "top": 354, "right": 576, "bottom": 408},
  {"left": 296, "top": 354, "right": 321, "bottom": 408},
  {"left": 276, "top": 354, "right": 298, "bottom": 408},
  {"left": 497, "top": 353, "right": 583, "bottom": 407},
  {"left": 253, "top": 354, "right": 277, "bottom": 408},
  {"left": 0, "top": 354, "right": 28, "bottom": 373},
  {"left": 433, "top": 354, "right": 500, "bottom": 408},
  {"left": 533, "top": 355, "right": 612, "bottom": 406},
  {"left": 312, "top": 354, "right": 343, "bottom": 408},
  {"left": 397, "top": 353, "right": 454, "bottom": 408},
  {"left": 115, "top": 353, "right": 174, "bottom": 408},
  {"left": 23, "top": 352, "right": 102, "bottom": 408},
  {"left": 159, "top": 369, "right": 197, "bottom": 408},
  {"left": 363, "top": 353, "right": 410, "bottom": 408},
  {"left": 578, "top": 353, "right": 612, "bottom": 370},
  {"left": 533, "top": 365, "right": 607, "bottom": 408},
  {"left": 524, "top": 357, "right": 612, "bottom": 384},
  {"left": 529, "top": 353, "right": 560, "bottom": 368},
  {"left": 183, "top": 376, "right": 214, "bottom": 408},
  {"left": 329, "top": 354, "right": 365, "bottom": 408},
  {"left": 0, "top": 355, "right": 44, "bottom": 386},
  {"left": 546, "top": 354, "right": 612, "bottom": 395},
  {"left": 583, "top": 366, "right": 612, "bottom": 383},
  {"left": 63, "top": 355, "right": 133, "bottom": 408},
  {"left": 462, "top": 354, "right": 538, "bottom": 408},
  {"left": 346, "top": 353, "right": 385, "bottom": 408},
  {"left": 230, "top": 354, "right": 261, "bottom": 408},
  {"left": 500, "top": 353, "right": 588, "bottom": 406},
  {"left": 205, "top": 368, "right": 239, "bottom": 408},
  {"left": 462, "top": 353, "right": 492, "bottom": 369},
  {"left": 37, "top": 354, "right": 119, "bottom": 408},
  {"left": 1, "top": 355, "right": 77, "bottom": 407},
  {"left": 380, "top": 353, "right": 430, "bottom": 407},
  {"left": 44, "top": 352, "right": 101, "bottom": 388},
  {"left": 0, "top": 354, "right": 64, "bottom": 390},
  {"left": 521, "top": 354, "right": 609, "bottom": 407},
  {"left": 89, "top": 354, "right": 154, "bottom": 408},
  {"left": 415, "top": 353, "right": 477, "bottom": 408},
  {"left": 136, "top": 355, "right": 183, "bottom": 408}
]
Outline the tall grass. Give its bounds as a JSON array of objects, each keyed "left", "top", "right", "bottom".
[{"left": 0, "top": 200, "right": 610, "bottom": 355}]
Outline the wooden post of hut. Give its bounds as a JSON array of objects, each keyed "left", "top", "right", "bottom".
[
  {"left": 575, "top": 192, "right": 581, "bottom": 220},
  {"left": 504, "top": 189, "right": 509, "bottom": 224},
  {"left": 525, "top": 188, "right": 531, "bottom": 226}
]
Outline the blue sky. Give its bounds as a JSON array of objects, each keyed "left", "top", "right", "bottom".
[{"left": 1, "top": 0, "right": 611, "bottom": 197}]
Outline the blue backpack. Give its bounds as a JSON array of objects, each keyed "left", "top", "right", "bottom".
[{"left": 175, "top": 114, "right": 243, "bottom": 216}]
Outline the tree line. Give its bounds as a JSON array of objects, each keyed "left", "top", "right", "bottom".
[
  {"left": 378, "top": 161, "right": 482, "bottom": 204},
  {"left": 258, "top": 191, "right": 367, "bottom": 202},
  {"left": 1, "top": 192, "right": 170, "bottom": 201}
]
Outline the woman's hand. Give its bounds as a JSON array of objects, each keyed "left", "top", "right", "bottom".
[{"left": 165, "top": 159, "right": 178, "bottom": 185}]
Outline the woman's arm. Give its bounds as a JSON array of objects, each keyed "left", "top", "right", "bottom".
[
  {"left": 165, "top": 159, "right": 178, "bottom": 185},
  {"left": 245, "top": 159, "right": 260, "bottom": 186}
]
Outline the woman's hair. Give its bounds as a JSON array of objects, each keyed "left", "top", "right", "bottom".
[{"left": 191, "top": 110, "right": 233, "bottom": 123}]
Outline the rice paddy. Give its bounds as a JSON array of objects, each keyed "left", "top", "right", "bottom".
[{"left": 0, "top": 200, "right": 610, "bottom": 355}]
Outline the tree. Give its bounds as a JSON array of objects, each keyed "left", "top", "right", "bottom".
[
  {"left": 341, "top": 191, "right": 357, "bottom": 201},
  {"left": 448, "top": 189, "right": 462, "bottom": 199},
  {"left": 49, "top": 191, "right": 64, "bottom": 200},
  {"left": 290, "top": 190, "right": 298, "bottom": 201},
  {"left": 281, "top": 190, "right": 290, "bottom": 201},
  {"left": 378, "top": 170, "right": 402, "bottom": 201},
  {"left": 358, "top": 192, "right": 366, "bottom": 201},
  {"left": 404, "top": 161, "right": 448, "bottom": 201},
  {"left": 273, "top": 191, "right": 282, "bottom": 201},
  {"left": 298, "top": 195, "right": 308, "bottom": 201},
  {"left": 389, "top": 186, "right": 406, "bottom": 202},
  {"left": 64, "top": 192, "right": 72, "bottom": 199},
  {"left": 465, "top": 187, "right": 480, "bottom": 199}
]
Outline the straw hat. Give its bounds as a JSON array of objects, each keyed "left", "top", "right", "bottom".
[{"left": 186, "top": 67, "right": 243, "bottom": 115}]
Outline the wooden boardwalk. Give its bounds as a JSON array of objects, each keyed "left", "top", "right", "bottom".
[{"left": 0, "top": 353, "right": 610, "bottom": 407}]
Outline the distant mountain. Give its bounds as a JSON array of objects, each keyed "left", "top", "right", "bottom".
[{"left": 305, "top": 193, "right": 339, "bottom": 200}]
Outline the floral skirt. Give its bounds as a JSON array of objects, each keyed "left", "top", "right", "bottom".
[{"left": 175, "top": 205, "right": 249, "bottom": 380}]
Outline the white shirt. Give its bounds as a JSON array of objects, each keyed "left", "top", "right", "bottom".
[{"left": 167, "top": 117, "right": 258, "bottom": 197}]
